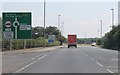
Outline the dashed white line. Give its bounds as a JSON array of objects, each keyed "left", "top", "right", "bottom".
[
  {"left": 106, "top": 69, "right": 114, "bottom": 73},
  {"left": 111, "top": 58, "right": 118, "bottom": 61},
  {"left": 107, "top": 66, "right": 118, "bottom": 68},
  {"left": 15, "top": 60, "right": 36, "bottom": 73},
  {"left": 85, "top": 54, "right": 88, "bottom": 57},
  {"left": 15, "top": 54, "right": 48, "bottom": 73},
  {"left": 81, "top": 51, "right": 89, "bottom": 57},
  {"left": 32, "top": 58, "right": 35, "bottom": 59},
  {"left": 81, "top": 51, "right": 85, "bottom": 55},
  {"left": 90, "top": 58, "right": 94, "bottom": 61},
  {"left": 95, "top": 62, "right": 103, "bottom": 67}
]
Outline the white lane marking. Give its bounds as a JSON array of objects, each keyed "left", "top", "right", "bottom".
[
  {"left": 81, "top": 51, "right": 86, "bottom": 55},
  {"left": 106, "top": 69, "right": 114, "bottom": 73},
  {"left": 85, "top": 54, "right": 88, "bottom": 57},
  {"left": 81, "top": 51, "right": 89, "bottom": 57},
  {"left": 111, "top": 58, "right": 118, "bottom": 61},
  {"left": 95, "top": 62, "right": 103, "bottom": 67},
  {"left": 90, "top": 57, "right": 94, "bottom": 61},
  {"left": 107, "top": 66, "right": 118, "bottom": 68},
  {"left": 15, "top": 54, "right": 48, "bottom": 73},
  {"left": 32, "top": 58, "right": 35, "bottom": 59}
]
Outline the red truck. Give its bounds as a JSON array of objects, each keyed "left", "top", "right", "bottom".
[{"left": 68, "top": 34, "right": 77, "bottom": 48}]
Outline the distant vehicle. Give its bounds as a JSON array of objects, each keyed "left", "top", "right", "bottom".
[
  {"left": 91, "top": 42, "right": 96, "bottom": 46},
  {"left": 68, "top": 34, "right": 77, "bottom": 48}
]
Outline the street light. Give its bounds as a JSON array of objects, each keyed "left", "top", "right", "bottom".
[
  {"left": 58, "top": 15, "right": 61, "bottom": 30},
  {"left": 61, "top": 22, "right": 64, "bottom": 35},
  {"left": 43, "top": 0, "right": 46, "bottom": 48},
  {"left": 100, "top": 20, "right": 102, "bottom": 38},
  {"left": 111, "top": 9, "right": 114, "bottom": 29},
  {"left": 58, "top": 15, "right": 61, "bottom": 41},
  {"left": 98, "top": 29, "right": 99, "bottom": 38}
]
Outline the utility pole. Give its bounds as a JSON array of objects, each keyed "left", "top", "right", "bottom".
[
  {"left": 43, "top": 0, "right": 46, "bottom": 48},
  {"left": 100, "top": 20, "right": 102, "bottom": 38}
]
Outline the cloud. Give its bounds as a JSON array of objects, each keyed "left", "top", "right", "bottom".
[
  {"left": 77, "top": 21, "right": 89, "bottom": 25},
  {"left": 33, "top": 17, "right": 43, "bottom": 27},
  {"left": 63, "top": 16, "right": 73, "bottom": 19}
]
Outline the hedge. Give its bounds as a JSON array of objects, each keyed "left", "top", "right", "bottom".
[{"left": 3, "top": 37, "right": 60, "bottom": 50}]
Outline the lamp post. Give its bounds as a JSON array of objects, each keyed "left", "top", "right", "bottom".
[
  {"left": 98, "top": 29, "right": 99, "bottom": 38},
  {"left": 111, "top": 9, "right": 114, "bottom": 29},
  {"left": 61, "top": 22, "right": 64, "bottom": 35},
  {"left": 58, "top": 15, "right": 61, "bottom": 41},
  {"left": 43, "top": 0, "right": 46, "bottom": 48},
  {"left": 58, "top": 15, "right": 61, "bottom": 30},
  {"left": 100, "top": 20, "right": 102, "bottom": 38}
]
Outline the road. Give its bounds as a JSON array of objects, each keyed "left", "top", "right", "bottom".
[{"left": 2, "top": 46, "right": 119, "bottom": 74}]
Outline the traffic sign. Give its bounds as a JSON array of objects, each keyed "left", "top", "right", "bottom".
[
  {"left": 4, "top": 21, "right": 12, "bottom": 28},
  {"left": 2, "top": 12, "right": 32, "bottom": 39},
  {"left": 48, "top": 35, "right": 55, "bottom": 43}
]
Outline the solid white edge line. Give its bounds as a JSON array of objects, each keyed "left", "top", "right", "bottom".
[
  {"left": 15, "top": 54, "right": 48, "bottom": 73},
  {"left": 106, "top": 69, "right": 114, "bottom": 73}
]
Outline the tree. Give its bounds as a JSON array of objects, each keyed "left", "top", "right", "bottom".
[
  {"left": 32, "top": 26, "right": 44, "bottom": 39},
  {"left": 102, "top": 25, "right": 120, "bottom": 50},
  {"left": 0, "top": 17, "right": 1, "bottom": 30},
  {"left": 96, "top": 38, "right": 103, "bottom": 45},
  {"left": 45, "top": 26, "right": 60, "bottom": 38},
  {"left": 32, "top": 26, "right": 66, "bottom": 41},
  {"left": 0, "top": 17, "right": 2, "bottom": 43}
]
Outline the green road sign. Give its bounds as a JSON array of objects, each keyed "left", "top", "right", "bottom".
[{"left": 2, "top": 12, "right": 32, "bottom": 39}]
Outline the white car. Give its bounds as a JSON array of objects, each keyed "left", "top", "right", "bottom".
[{"left": 91, "top": 43, "right": 96, "bottom": 46}]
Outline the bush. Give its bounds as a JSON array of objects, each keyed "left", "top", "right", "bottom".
[
  {"left": 12, "top": 39, "right": 24, "bottom": 49},
  {"left": 3, "top": 37, "right": 60, "bottom": 50},
  {"left": 47, "top": 41, "right": 60, "bottom": 47},
  {"left": 96, "top": 38, "right": 103, "bottom": 46}
]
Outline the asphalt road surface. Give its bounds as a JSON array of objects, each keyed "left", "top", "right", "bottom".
[{"left": 2, "top": 46, "right": 119, "bottom": 74}]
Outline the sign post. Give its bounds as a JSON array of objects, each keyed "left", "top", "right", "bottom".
[
  {"left": 24, "top": 39, "right": 26, "bottom": 49},
  {"left": 2, "top": 12, "right": 32, "bottom": 50}
]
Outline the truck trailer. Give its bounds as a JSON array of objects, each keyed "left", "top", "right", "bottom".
[{"left": 68, "top": 34, "right": 77, "bottom": 48}]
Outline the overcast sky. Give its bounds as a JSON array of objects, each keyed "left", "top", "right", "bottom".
[{"left": 1, "top": 0, "right": 119, "bottom": 38}]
